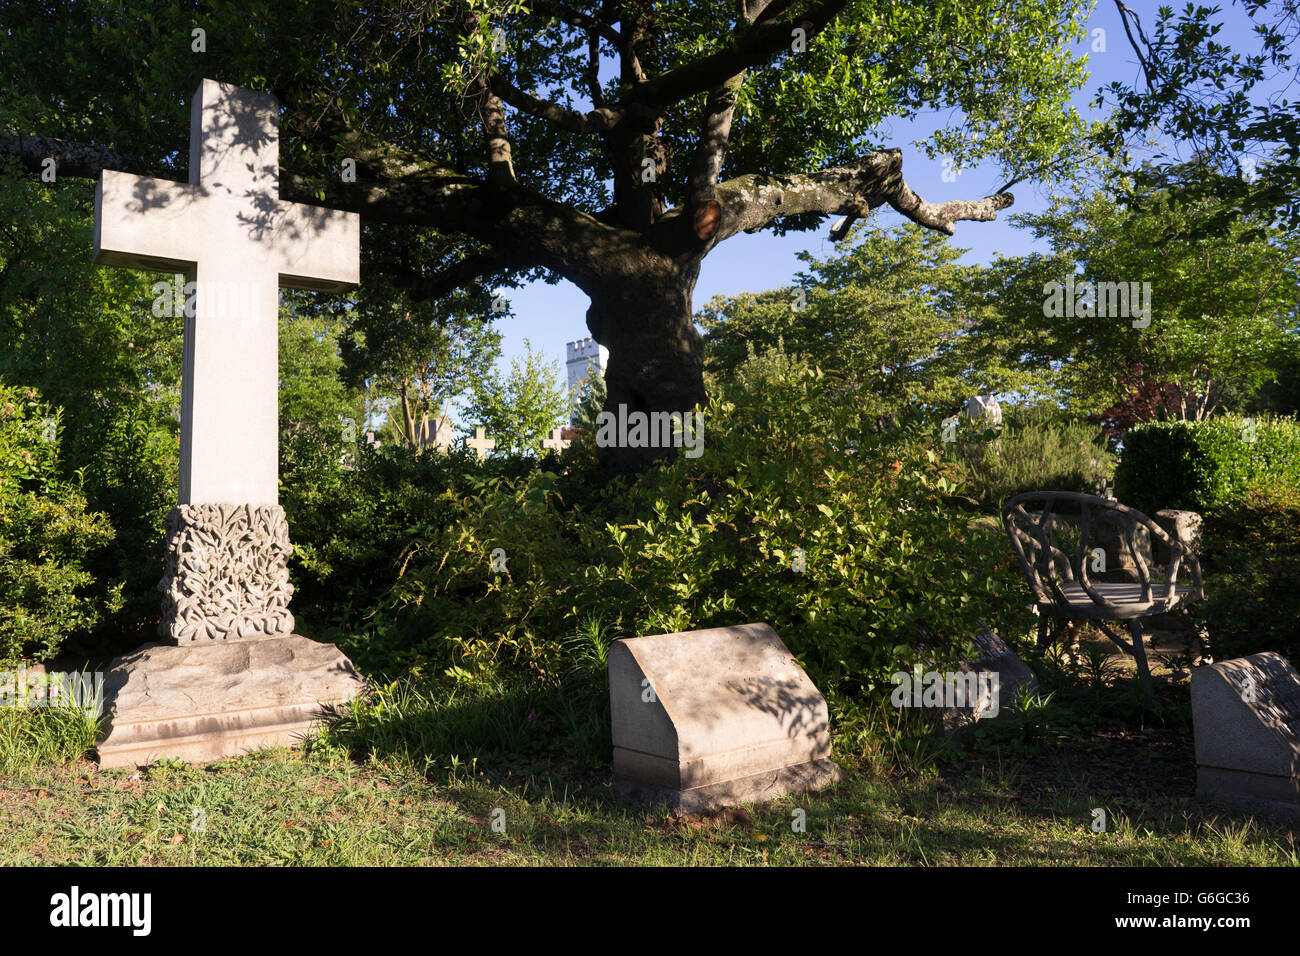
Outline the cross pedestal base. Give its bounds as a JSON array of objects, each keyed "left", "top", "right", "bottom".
[{"left": 96, "top": 635, "right": 365, "bottom": 768}]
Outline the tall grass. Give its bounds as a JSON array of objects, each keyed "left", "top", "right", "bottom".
[
  {"left": 319, "top": 616, "right": 617, "bottom": 775},
  {"left": 0, "top": 704, "right": 100, "bottom": 773}
]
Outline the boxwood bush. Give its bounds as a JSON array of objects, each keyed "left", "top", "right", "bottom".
[{"left": 1115, "top": 414, "right": 1300, "bottom": 515}]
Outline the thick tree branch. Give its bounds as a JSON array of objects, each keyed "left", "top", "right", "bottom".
[
  {"left": 586, "top": 27, "right": 607, "bottom": 108},
  {"left": 686, "top": 79, "right": 743, "bottom": 218},
  {"left": 468, "top": 73, "right": 516, "bottom": 189},
  {"left": 488, "top": 74, "right": 624, "bottom": 132},
  {"left": 713, "top": 149, "right": 1014, "bottom": 243},
  {"left": 629, "top": 0, "right": 848, "bottom": 106},
  {"left": 1, "top": 129, "right": 160, "bottom": 179},
  {"left": 461, "top": 11, "right": 516, "bottom": 189},
  {"left": 389, "top": 250, "right": 517, "bottom": 303},
  {"left": 2, "top": 122, "right": 621, "bottom": 292}
]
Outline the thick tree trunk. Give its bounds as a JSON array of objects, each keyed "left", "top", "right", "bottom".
[{"left": 585, "top": 264, "right": 707, "bottom": 477}]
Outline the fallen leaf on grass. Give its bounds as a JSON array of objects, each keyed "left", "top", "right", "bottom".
[{"left": 169, "top": 833, "right": 184, "bottom": 845}]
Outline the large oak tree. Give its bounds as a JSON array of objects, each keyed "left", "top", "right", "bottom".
[{"left": 2, "top": 0, "right": 1091, "bottom": 472}]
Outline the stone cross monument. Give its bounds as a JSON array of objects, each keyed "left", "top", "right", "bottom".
[{"left": 92, "top": 79, "right": 365, "bottom": 767}]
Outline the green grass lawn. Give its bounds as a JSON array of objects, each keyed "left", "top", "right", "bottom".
[
  {"left": 1, "top": 725, "right": 1295, "bottom": 866},
  {"left": 3, "top": 628, "right": 1295, "bottom": 866}
]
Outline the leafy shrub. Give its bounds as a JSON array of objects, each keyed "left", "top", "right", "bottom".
[
  {"left": 948, "top": 404, "right": 1116, "bottom": 513},
  {"left": 288, "top": 349, "right": 1035, "bottom": 712},
  {"left": 283, "top": 440, "right": 598, "bottom": 677},
  {"left": 1115, "top": 414, "right": 1300, "bottom": 515},
  {"left": 320, "top": 618, "right": 615, "bottom": 774},
  {"left": 1192, "top": 480, "right": 1300, "bottom": 665},
  {"left": 0, "top": 385, "right": 120, "bottom": 665}
]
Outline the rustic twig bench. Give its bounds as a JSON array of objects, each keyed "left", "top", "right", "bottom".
[{"left": 1001, "top": 491, "right": 1204, "bottom": 694}]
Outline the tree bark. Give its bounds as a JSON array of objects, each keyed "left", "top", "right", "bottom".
[{"left": 584, "top": 262, "right": 706, "bottom": 477}]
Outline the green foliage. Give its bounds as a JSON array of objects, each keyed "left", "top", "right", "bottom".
[
  {"left": 321, "top": 616, "right": 617, "bottom": 774},
  {"left": 0, "top": 702, "right": 101, "bottom": 774},
  {"left": 699, "top": 223, "right": 1042, "bottom": 416},
  {"left": 1094, "top": 3, "right": 1300, "bottom": 234},
  {"left": 2, "top": 0, "right": 1091, "bottom": 266},
  {"left": 281, "top": 435, "right": 591, "bottom": 678},
  {"left": 0, "top": 164, "right": 179, "bottom": 653},
  {"left": 1192, "top": 480, "right": 1300, "bottom": 666},
  {"left": 279, "top": 304, "right": 368, "bottom": 476},
  {"left": 1115, "top": 415, "right": 1300, "bottom": 515},
  {"left": 975, "top": 178, "right": 1299, "bottom": 420},
  {"left": 571, "top": 370, "right": 605, "bottom": 433},
  {"left": 949, "top": 405, "right": 1116, "bottom": 513},
  {"left": 323, "top": 276, "right": 504, "bottom": 454},
  {"left": 288, "top": 346, "right": 1034, "bottom": 710},
  {"left": 0, "top": 385, "right": 120, "bottom": 665},
  {"left": 462, "top": 339, "right": 570, "bottom": 456}
]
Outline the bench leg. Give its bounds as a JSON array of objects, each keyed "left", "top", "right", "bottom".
[
  {"left": 1036, "top": 613, "right": 1051, "bottom": 648},
  {"left": 1129, "top": 619, "right": 1153, "bottom": 696}
]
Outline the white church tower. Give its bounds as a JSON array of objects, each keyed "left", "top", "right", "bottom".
[{"left": 566, "top": 337, "right": 608, "bottom": 407}]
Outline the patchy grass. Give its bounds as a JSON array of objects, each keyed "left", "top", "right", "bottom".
[
  {"left": 0, "top": 721, "right": 1295, "bottom": 866},
  {"left": 2, "top": 629, "right": 1293, "bottom": 866}
]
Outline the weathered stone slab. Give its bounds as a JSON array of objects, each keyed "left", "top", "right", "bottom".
[
  {"left": 937, "top": 629, "right": 1038, "bottom": 738},
  {"left": 1152, "top": 509, "right": 1203, "bottom": 565},
  {"left": 96, "top": 635, "right": 365, "bottom": 768},
  {"left": 1191, "top": 652, "right": 1300, "bottom": 815},
  {"left": 1091, "top": 511, "right": 1153, "bottom": 584},
  {"left": 609, "top": 622, "right": 842, "bottom": 813}
]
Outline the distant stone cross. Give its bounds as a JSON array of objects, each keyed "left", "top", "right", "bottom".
[
  {"left": 467, "top": 427, "right": 497, "bottom": 460},
  {"left": 93, "top": 79, "right": 360, "bottom": 643},
  {"left": 541, "top": 427, "right": 571, "bottom": 452}
]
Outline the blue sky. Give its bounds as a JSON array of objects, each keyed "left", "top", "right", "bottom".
[{"left": 491, "top": 2, "right": 1269, "bottom": 376}]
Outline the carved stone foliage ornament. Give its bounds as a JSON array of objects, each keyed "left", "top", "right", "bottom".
[{"left": 158, "top": 503, "right": 295, "bottom": 643}]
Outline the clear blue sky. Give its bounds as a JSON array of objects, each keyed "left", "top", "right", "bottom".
[{"left": 491, "top": 2, "right": 1267, "bottom": 376}]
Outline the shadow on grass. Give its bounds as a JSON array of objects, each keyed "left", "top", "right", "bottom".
[{"left": 316, "top": 672, "right": 626, "bottom": 808}]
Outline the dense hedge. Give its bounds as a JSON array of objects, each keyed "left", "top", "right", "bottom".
[
  {"left": 1115, "top": 415, "right": 1300, "bottom": 515},
  {"left": 1192, "top": 480, "right": 1300, "bottom": 666},
  {"left": 0, "top": 385, "right": 120, "bottom": 665}
]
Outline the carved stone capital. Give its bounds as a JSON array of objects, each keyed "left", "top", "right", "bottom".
[{"left": 158, "top": 503, "right": 295, "bottom": 644}]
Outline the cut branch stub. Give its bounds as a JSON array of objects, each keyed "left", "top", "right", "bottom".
[{"left": 693, "top": 200, "right": 722, "bottom": 240}]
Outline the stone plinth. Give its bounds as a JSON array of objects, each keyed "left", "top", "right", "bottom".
[
  {"left": 609, "top": 622, "right": 843, "bottom": 813},
  {"left": 1153, "top": 509, "right": 1203, "bottom": 566},
  {"left": 96, "top": 635, "right": 365, "bottom": 768},
  {"left": 1192, "top": 652, "right": 1300, "bottom": 815}
]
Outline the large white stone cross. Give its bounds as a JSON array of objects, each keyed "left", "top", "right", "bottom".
[
  {"left": 94, "top": 78, "right": 360, "bottom": 507},
  {"left": 93, "top": 79, "right": 359, "bottom": 645}
]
